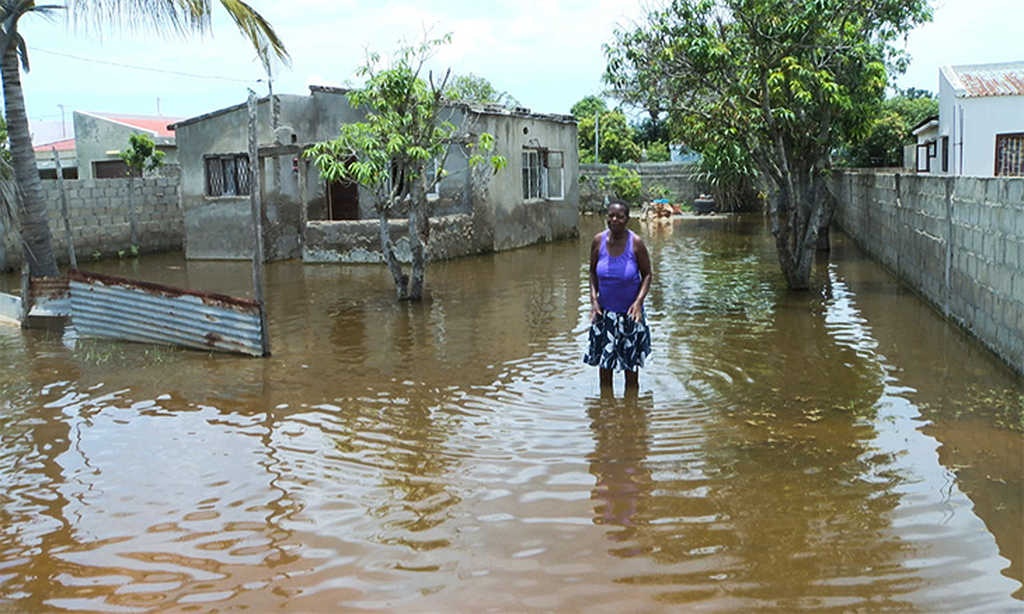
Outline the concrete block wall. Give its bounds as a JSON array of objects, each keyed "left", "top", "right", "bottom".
[
  {"left": 1, "top": 176, "right": 183, "bottom": 270},
  {"left": 832, "top": 170, "right": 1024, "bottom": 375},
  {"left": 580, "top": 162, "right": 703, "bottom": 212}
]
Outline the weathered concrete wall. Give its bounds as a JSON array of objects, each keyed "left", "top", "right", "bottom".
[
  {"left": 471, "top": 108, "right": 580, "bottom": 251},
  {"left": 303, "top": 214, "right": 489, "bottom": 263},
  {"left": 831, "top": 170, "right": 1024, "bottom": 375},
  {"left": 175, "top": 90, "right": 579, "bottom": 263},
  {"left": 173, "top": 93, "right": 342, "bottom": 261},
  {"left": 579, "top": 162, "right": 703, "bottom": 212},
  {"left": 0, "top": 175, "right": 182, "bottom": 271}
]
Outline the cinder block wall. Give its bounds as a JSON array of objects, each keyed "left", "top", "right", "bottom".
[
  {"left": 1, "top": 174, "right": 183, "bottom": 271},
  {"left": 831, "top": 170, "right": 1024, "bottom": 375},
  {"left": 580, "top": 162, "right": 703, "bottom": 212}
]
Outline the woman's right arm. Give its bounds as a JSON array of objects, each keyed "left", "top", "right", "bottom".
[{"left": 589, "top": 234, "right": 602, "bottom": 322}]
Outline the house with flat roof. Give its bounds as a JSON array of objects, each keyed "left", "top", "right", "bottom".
[
  {"left": 922, "top": 61, "right": 1024, "bottom": 176},
  {"left": 32, "top": 111, "right": 183, "bottom": 179},
  {"left": 170, "top": 87, "right": 579, "bottom": 263}
]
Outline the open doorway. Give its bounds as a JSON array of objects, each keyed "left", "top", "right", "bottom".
[{"left": 326, "top": 157, "right": 359, "bottom": 220}]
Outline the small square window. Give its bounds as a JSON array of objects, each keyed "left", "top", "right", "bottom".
[{"left": 205, "top": 154, "right": 250, "bottom": 196}]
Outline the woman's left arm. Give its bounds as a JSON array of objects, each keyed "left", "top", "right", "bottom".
[{"left": 627, "top": 235, "right": 652, "bottom": 322}]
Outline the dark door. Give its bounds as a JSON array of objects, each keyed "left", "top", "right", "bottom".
[{"left": 327, "top": 156, "right": 359, "bottom": 220}]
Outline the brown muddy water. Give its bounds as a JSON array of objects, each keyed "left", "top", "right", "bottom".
[{"left": 0, "top": 215, "right": 1021, "bottom": 613}]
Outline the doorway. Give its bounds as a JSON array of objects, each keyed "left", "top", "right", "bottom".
[{"left": 326, "top": 157, "right": 359, "bottom": 220}]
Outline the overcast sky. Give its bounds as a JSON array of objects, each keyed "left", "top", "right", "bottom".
[{"left": 16, "top": 0, "right": 1022, "bottom": 144}]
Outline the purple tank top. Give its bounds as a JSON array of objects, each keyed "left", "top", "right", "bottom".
[{"left": 597, "top": 230, "right": 641, "bottom": 313}]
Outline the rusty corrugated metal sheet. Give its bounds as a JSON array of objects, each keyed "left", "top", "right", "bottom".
[
  {"left": 30, "top": 275, "right": 70, "bottom": 318},
  {"left": 68, "top": 270, "right": 266, "bottom": 356},
  {"left": 953, "top": 63, "right": 1024, "bottom": 97}
]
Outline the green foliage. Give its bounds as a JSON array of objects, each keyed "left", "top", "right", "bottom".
[
  {"left": 648, "top": 184, "right": 672, "bottom": 200},
  {"left": 841, "top": 92, "right": 938, "bottom": 167},
  {"left": 444, "top": 73, "right": 518, "bottom": 107},
  {"left": 598, "top": 164, "right": 644, "bottom": 206},
  {"left": 306, "top": 34, "right": 504, "bottom": 208},
  {"left": 119, "top": 133, "right": 164, "bottom": 177},
  {"left": 577, "top": 109, "right": 642, "bottom": 164},
  {"left": 572, "top": 96, "right": 643, "bottom": 163},
  {"left": 696, "top": 139, "right": 762, "bottom": 212},
  {"left": 605, "top": 0, "right": 932, "bottom": 288},
  {"left": 304, "top": 34, "right": 505, "bottom": 300},
  {"left": 644, "top": 140, "right": 670, "bottom": 162},
  {"left": 570, "top": 95, "right": 607, "bottom": 120}
]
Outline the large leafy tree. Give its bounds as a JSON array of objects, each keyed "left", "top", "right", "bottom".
[
  {"left": 571, "top": 97, "right": 642, "bottom": 164},
  {"left": 305, "top": 35, "right": 505, "bottom": 302},
  {"left": 444, "top": 72, "right": 519, "bottom": 107},
  {"left": 842, "top": 90, "right": 938, "bottom": 167},
  {"left": 605, "top": 0, "right": 931, "bottom": 289},
  {"left": 0, "top": 0, "right": 288, "bottom": 276}
]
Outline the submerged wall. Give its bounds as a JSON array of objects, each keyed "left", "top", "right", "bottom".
[
  {"left": 0, "top": 175, "right": 183, "bottom": 271},
  {"left": 303, "top": 214, "right": 489, "bottom": 263},
  {"left": 831, "top": 170, "right": 1024, "bottom": 375}
]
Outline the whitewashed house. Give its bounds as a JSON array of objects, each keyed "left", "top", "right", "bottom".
[{"left": 919, "top": 61, "right": 1024, "bottom": 177}]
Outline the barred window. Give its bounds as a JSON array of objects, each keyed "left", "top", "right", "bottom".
[
  {"left": 521, "top": 148, "right": 564, "bottom": 200},
  {"left": 995, "top": 133, "right": 1024, "bottom": 177},
  {"left": 205, "top": 154, "right": 251, "bottom": 196}
]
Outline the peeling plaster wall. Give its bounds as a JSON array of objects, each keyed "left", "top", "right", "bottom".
[{"left": 475, "top": 111, "right": 580, "bottom": 251}]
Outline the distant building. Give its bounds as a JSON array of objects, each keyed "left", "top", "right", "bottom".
[
  {"left": 915, "top": 61, "right": 1024, "bottom": 177},
  {"left": 910, "top": 115, "right": 939, "bottom": 172},
  {"left": 32, "top": 111, "right": 182, "bottom": 180}
]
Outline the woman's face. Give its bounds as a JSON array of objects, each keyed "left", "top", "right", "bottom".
[{"left": 607, "top": 204, "right": 629, "bottom": 234}]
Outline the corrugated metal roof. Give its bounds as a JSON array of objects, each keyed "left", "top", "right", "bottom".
[
  {"left": 69, "top": 270, "right": 266, "bottom": 356},
  {"left": 948, "top": 62, "right": 1024, "bottom": 97}
]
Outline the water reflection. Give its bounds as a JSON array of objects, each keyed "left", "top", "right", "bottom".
[
  {"left": 0, "top": 215, "right": 1020, "bottom": 611},
  {"left": 587, "top": 390, "right": 653, "bottom": 557}
]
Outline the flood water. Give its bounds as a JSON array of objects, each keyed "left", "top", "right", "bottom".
[{"left": 1, "top": 215, "right": 1021, "bottom": 612}]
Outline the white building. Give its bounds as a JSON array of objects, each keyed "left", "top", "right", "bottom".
[{"left": 919, "top": 61, "right": 1024, "bottom": 177}]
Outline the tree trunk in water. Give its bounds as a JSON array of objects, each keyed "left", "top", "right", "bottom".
[
  {"left": 768, "top": 173, "right": 820, "bottom": 291},
  {"left": 377, "top": 205, "right": 408, "bottom": 300},
  {"left": 2, "top": 48, "right": 58, "bottom": 277},
  {"left": 407, "top": 188, "right": 429, "bottom": 301}
]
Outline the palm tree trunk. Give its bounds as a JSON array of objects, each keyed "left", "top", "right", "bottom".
[{"left": 2, "top": 47, "right": 58, "bottom": 277}]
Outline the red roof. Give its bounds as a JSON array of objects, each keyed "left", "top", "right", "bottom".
[
  {"left": 949, "top": 62, "right": 1024, "bottom": 97},
  {"left": 34, "top": 137, "right": 76, "bottom": 153},
  {"left": 89, "top": 113, "right": 182, "bottom": 137}
]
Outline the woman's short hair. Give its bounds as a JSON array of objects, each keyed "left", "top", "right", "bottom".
[{"left": 607, "top": 199, "right": 630, "bottom": 216}]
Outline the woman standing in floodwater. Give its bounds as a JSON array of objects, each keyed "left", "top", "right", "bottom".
[{"left": 584, "top": 200, "right": 652, "bottom": 389}]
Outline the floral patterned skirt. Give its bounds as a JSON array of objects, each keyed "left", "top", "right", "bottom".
[{"left": 583, "top": 310, "right": 652, "bottom": 372}]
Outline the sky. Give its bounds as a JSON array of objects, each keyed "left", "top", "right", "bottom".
[{"left": 16, "top": 0, "right": 1023, "bottom": 146}]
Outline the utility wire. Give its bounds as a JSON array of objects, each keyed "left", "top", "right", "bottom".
[{"left": 30, "top": 46, "right": 263, "bottom": 84}]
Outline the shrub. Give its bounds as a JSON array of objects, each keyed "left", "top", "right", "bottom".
[{"left": 598, "top": 165, "right": 644, "bottom": 206}]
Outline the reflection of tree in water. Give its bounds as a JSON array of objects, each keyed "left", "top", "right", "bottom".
[
  {"left": 586, "top": 391, "right": 654, "bottom": 558},
  {"left": 331, "top": 387, "right": 462, "bottom": 560},
  {"left": 595, "top": 231, "right": 923, "bottom": 608}
]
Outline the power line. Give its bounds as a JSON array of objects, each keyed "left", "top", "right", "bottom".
[{"left": 30, "top": 46, "right": 262, "bottom": 84}]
